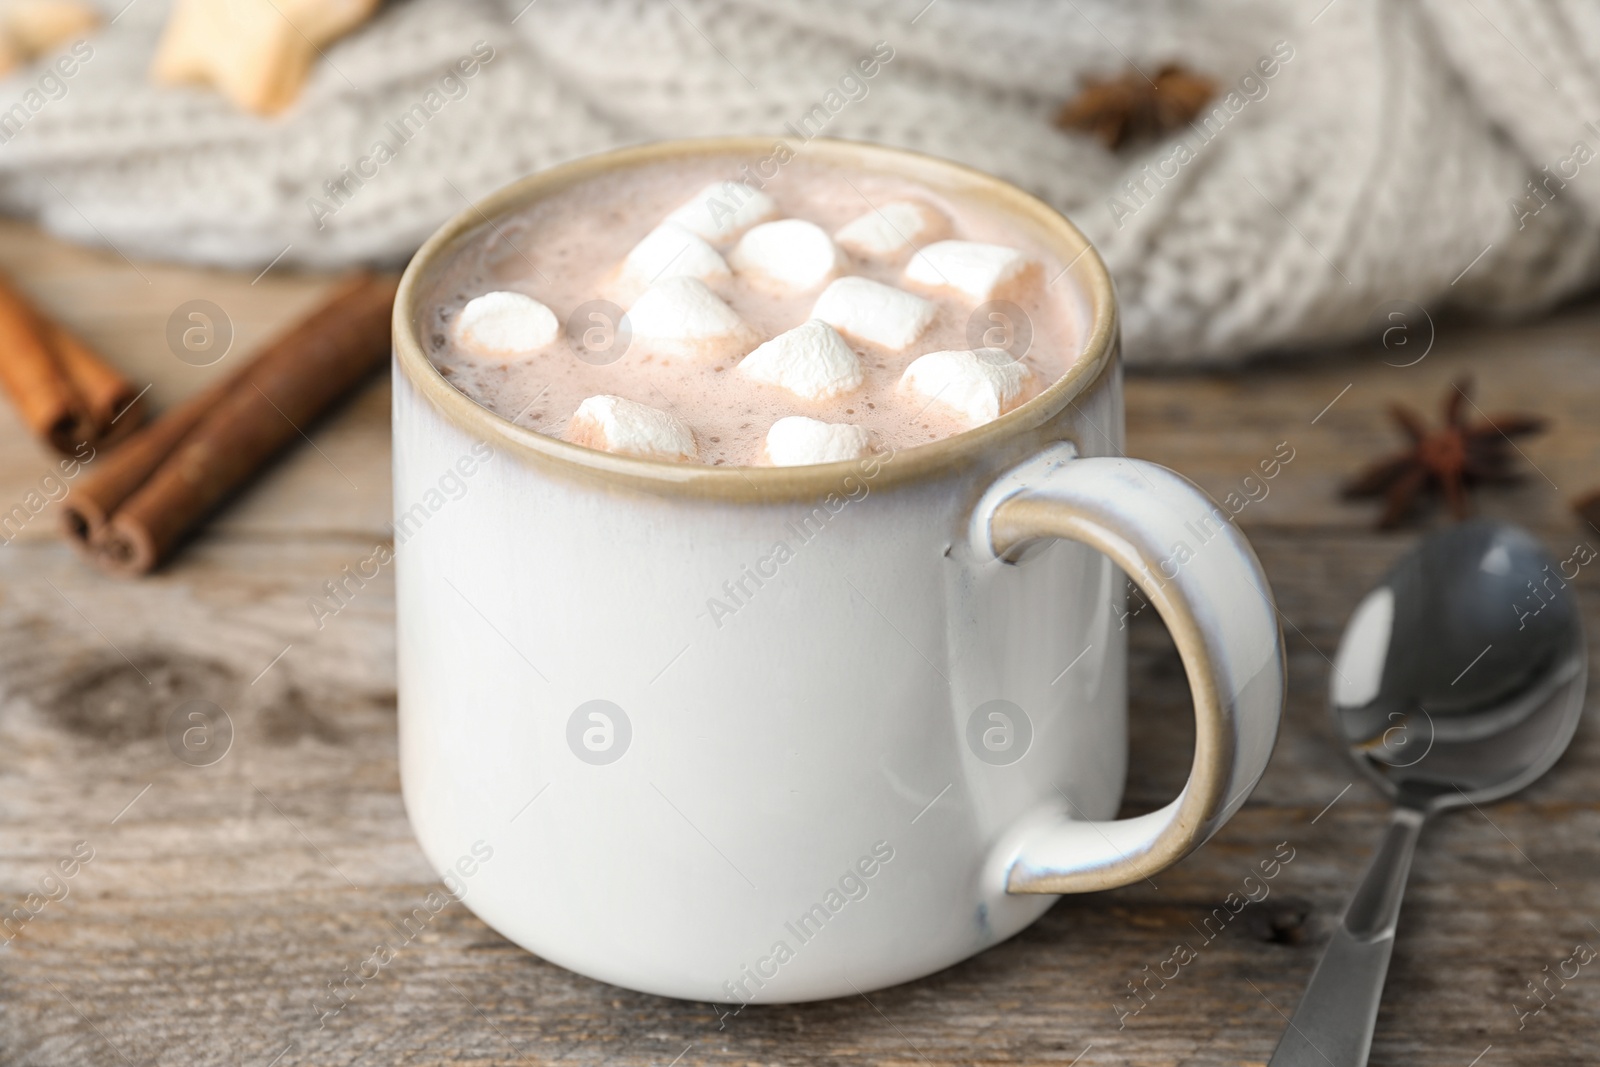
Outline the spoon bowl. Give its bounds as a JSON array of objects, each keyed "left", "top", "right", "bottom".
[{"left": 1329, "top": 519, "right": 1586, "bottom": 810}]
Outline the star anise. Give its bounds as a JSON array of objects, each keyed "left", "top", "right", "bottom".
[
  {"left": 1342, "top": 377, "right": 1546, "bottom": 529},
  {"left": 1055, "top": 63, "right": 1216, "bottom": 149}
]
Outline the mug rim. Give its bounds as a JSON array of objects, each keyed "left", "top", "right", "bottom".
[{"left": 393, "top": 136, "right": 1119, "bottom": 501}]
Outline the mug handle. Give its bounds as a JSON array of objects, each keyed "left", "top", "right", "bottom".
[{"left": 975, "top": 444, "right": 1285, "bottom": 894}]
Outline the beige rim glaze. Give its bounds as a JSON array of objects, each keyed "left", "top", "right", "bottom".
[{"left": 393, "top": 137, "right": 1118, "bottom": 501}]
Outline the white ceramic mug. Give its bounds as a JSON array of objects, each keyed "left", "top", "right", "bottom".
[{"left": 392, "top": 139, "right": 1283, "bottom": 1004}]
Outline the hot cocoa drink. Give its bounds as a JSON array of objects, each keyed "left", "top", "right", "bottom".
[{"left": 420, "top": 155, "right": 1084, "bottom": 466}]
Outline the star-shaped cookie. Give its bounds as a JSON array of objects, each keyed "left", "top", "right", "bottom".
[{"left": 151, "top": 0, "right": 380, "bottom": 115}]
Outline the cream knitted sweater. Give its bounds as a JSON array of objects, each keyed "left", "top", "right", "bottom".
[{"left": 1, "top": 0, "right": 1597, "bottom": 365}]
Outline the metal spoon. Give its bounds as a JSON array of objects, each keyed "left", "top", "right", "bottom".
[{"left": 1268, "top": 518, "right": 1587, "bottom": 1066}]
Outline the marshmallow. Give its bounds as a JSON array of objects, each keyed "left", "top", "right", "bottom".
[
  {"left": 614, "top": 223, "right": 730, "bottom": 302},
  {"left": 453, "top": 291, "right": 560, "bottom": 359},
  {"left": 664, "top": 181, "right": 780, "bottom": 243},
  {"left": 834, "top": 200, "right": 950, "bottom": 259},
  {"left": 729, "top": 219, "right": 845, "bottom": 293},
  {"left": 623, "top": 277, "right": 759, "bottom": 358},
  {"left": 904, "top": 240, "right": 1035, "bottom": 302},
  {"left": 563, "top": 395, "right": 698, "bottom": 461},
  {"left": 764, "top": 416, "right": 875, "bottom": 466},
  {"left": 899, "top": 348, "right": 1034, "bottom": 426},
  {"left": 736, "top": 319, "right": 862, "bottom": 401},
  {"left": 811, "top": 276, "right": 936, "bottom": 351}
]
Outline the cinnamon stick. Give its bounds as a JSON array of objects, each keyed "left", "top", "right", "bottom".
[
  {"left": 72, "top": 273, "right": 398, "bottom": 576},
  {"left": 62, "top": 287, "right": 358, "bottom": 548},
  {"left": 51, "top": 321, "right": 144, "bottom": 445},
  {"left": 61, "top": 287, "right": 334, "bottom": 545},
  {"left": 59, "top": 370, "right": 234, "bottom": 543},
  {"left": 0, "top": 267, "right": 145, "bottom": 452},
  {"left": 0, "top": 270, "right": 90, "bottom": 452}
]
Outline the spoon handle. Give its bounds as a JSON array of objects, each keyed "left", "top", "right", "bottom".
[{"left": 1268, "top": 805, "right": 1426, "bottom": 1066}]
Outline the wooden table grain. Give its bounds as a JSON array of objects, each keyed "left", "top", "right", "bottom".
[{"left": 1, "top": 219, "right": 1597, "bottom": 1066}]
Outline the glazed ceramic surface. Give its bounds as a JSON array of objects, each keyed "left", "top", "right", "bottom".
[{"left": 393, "top": 139, "right": 1284, "bottom": 1004}]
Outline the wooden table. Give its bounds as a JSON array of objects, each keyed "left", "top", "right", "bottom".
[{"left": 1, "top": 220, "right": 1596, "bottom": 1066}]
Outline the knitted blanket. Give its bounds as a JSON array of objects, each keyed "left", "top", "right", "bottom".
[{"left": 1, "top": 0, "right": 1597, "bottom": 365}]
